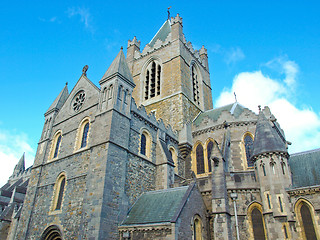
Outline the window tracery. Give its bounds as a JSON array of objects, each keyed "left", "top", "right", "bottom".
[{"left": 72, "top": 90, "right": 86, "bottom": 112}]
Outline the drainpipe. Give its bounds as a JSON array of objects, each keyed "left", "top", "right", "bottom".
[{"left": 230, "top": 192, "right": 240, "bottom": 240}]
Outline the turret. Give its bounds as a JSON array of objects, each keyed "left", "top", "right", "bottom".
[
  {"left": 199, "top": 45, "right": 209, "bottom": 71},
  {"left": 126, "top": 36, "right": 140, "bottom": 66},
  {"left": 41, "top": 83, "right": 69, "bottom": 141},
  {"left": 170, "top": 13, "right": 183, "bottom": 41},
  {"left": 251, "top": 106, "right": 294, "bottom": 237},
  {"left": 99, "top": 48, "right": 135, "bottom": 116}
]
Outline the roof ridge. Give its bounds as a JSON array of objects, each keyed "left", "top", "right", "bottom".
[{"left": 291, "top": 147, "right": 320, "bottom": 156}]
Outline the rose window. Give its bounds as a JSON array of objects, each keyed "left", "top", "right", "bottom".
[{"left": 73, "top": 91, "right": 86, "bottom": 112}]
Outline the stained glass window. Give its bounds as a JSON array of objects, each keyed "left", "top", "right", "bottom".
[
  {"left": 81, "top": 123, "right": 89, "bottom": 148},
  {"left": 196, "top": 144, "right": 205, "bottom": 174},
  {"left": 53, "top": 135, "right": 61, "bottom": 158},
  {"left": 244, "top": 135, "right": 254, "bottom": 167},
  {"left": 207, "top": 141, "right": 213, "bottom": 172}
]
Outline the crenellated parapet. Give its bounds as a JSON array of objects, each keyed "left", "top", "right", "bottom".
[
  {"left": 127, "top": 36, "right": 141, "bottom": 49},
  {"left": 130, "top": 99, "right": 178, "bottom": 143}
]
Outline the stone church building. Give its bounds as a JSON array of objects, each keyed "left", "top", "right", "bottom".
[{"left": 1, "top": 14, "right": 320, "bottom": 240}]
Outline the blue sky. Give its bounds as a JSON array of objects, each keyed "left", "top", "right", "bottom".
[{"left": 1, "top": 1, "right": 320, "bottom": 185}]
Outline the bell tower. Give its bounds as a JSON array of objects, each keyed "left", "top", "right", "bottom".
[{"left": 127, "top": 14, "right": 213, "bottom": 131}]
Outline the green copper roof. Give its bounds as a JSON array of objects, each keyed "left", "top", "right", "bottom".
[
  {"left": 289, "top": 148, "right": 320, "bottom": 188},
  {"left": 149, "top": 20, "right": 171, "bottom": 47},
  {"left": 121, "top": 186, "right": 189, "bottom": 225},
  {"left": 193, "top": 103, "right": 245, "bottom": 126}
]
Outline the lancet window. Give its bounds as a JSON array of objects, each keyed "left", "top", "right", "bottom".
[
  {"left": 244, "top": 134, "right": 254, "bottom": 167},
  {"left": 192, "top": 65, "right": 200, "bottom": 105},
  {"left": 144, "top": 61, "right": 161, "bottom": 100},
  {"left": 196, "top": 144, "right": 205, "bottom": 174},
  {"left": 206, "top": 141, "right": 213, "bottom": 172}
]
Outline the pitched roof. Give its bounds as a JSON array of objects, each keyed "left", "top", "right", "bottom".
[
  {"left": 289, "top": 148, "right": 320, "bottom": 188},
  {"left": 193, "top": 102, "right": 246, "bottom": 126},
  {"left": 252, "top": 111, "right": 287, "bottom": 158},
  {"left": 149, "top": 20, "right": 171, "bottom": 47},
  {"left": 45, "top": 83, "right": 69, "bottom": 115},
  {"left": 100, "top": 49, "right": 134, "bottom": 85},
  {"left": 121, "top": 186, "right": 190, "bottom": 225}
]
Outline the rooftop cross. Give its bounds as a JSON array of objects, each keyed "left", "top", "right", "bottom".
[{"left": 167, "top": 6, "right": 172, "bottom": 20}]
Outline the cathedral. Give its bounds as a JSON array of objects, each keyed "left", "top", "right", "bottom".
[{"left": 1, "top": 14, "right": 320, "bottom": 240}]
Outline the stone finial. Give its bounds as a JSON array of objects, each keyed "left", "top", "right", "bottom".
[
  {"left": 82, "top": 65, "right": 89, "bottom": 76},
  {"left": 199, "top": 45, "right": 208, "bottom": 56},
  {"left": 171, "top": 13, "right": 183, "bottom": 26},
  {"left": 258, "top": 105, "right": 261, "bottom": 112},
  {"left": 127, "top": 36, "right": 141, "bottom": 48}
]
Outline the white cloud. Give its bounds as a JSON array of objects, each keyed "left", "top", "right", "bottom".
[
  {"left": 215, "top": 58, "right": 320, "bottom": 153},
  {"left": 67, "top": 7, "right": 93, "bottom": 32},
  {"left": 38, "top": 16, "right": 59, "bottom": 23},
  {"left": 0, "top": 130, "right": 35, "bottom": 186},
  {"left": 224, "top": 47, "right": 245, "bottom": 64}
]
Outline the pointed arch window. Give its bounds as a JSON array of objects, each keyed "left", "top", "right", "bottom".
[
  {"left": 75, "top": 118, "right": 90, "bottom": 151},
  {"left": 169, "top": 147, "right": 178, "bottom": 174},
  {"left": 296, "top": 201, "right": 318, "bottom": 240},
  {"left": 81, "top": 122, "right": 89, "bottom": 148},
  {"left": 140, "top": 130, "right": 151, "bottom": 158},
  {"left": 196, "top": 144, "right": 205, "bottom": 174},
  {"left": 53, "top": 135, "right": 62, "bottom": 158},
  {"left": 193, "top": 215, "right": 203, "bottom": 240},
  {"left": 49, "top": 131, "right": 62, "bottom": 160},
  {"left": 249, "top": 205, "right": 267, "bottom": 240},
  {"left": 52, "top": 174, "right": 66, "bottom": 212},
  {"left": 192, "top": 65, "right": 200, "bottom": 105},
  {"left": 206, "top": 141, "right": 213, "bottom": 172},
  {"left": 144, "top": 61, "right": 161, "bottom": 100},
  {"left": 244, "top": 134, "right": 254, "bottom": 167}
]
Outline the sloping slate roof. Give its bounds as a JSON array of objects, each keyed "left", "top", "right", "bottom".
[
  {"left": 149, "top": 20, "right": 171, "bottom": 47},
  {"left": 193, "top": 102, "right": 245, "bottom": 126},
  {"left": 252, "top": 111, "right": 287, "bottom": 157},
  {"left": 101, "top": 49, "right": 133, "bottom": 83},
  {"left": 121, "top": 186, "right": 189, "bottom": 225},
  {"left": 45, "top": 84, "right": 69, "bottom": 114},
  {"left": 289, "top": 148, "right": 320, "bottom": 188}
]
